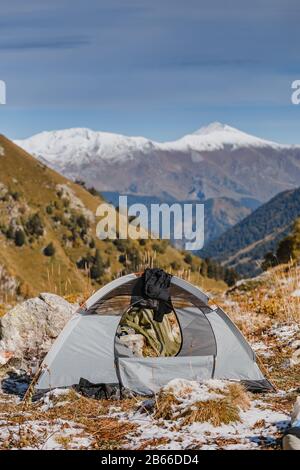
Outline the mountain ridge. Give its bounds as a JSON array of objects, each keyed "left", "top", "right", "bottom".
[
  {"left": 14, "top": 123, "right": 300, "bottom": 203},
  {"left": 200, "top": 187, "right": 300, "bottom": 277},
  {"left": 14, "top": 123, "right": 300, "bottom": 244}
]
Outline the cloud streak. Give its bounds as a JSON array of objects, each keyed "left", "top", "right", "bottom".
[
  {"left": 0, "top": 35, "right": 91, "bottom": 51},
  {"left": 140, "top": 58, "right": 261, "bottom": 69}
]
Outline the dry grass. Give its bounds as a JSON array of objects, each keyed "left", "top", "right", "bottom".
[
  {"left": 154, "top": 382, "right": 250, "bottom": 427},
  {"left": 0, "top": 389, "right": 141, "bottom": 450},
  {"left": 154, "top": 393, "right": 179, "bottom": 420},
  {"left": 232, "top": 264, "right": 299, "bottom": 322},
  {"left": 180, "top": 397, "right": 241, "bottom": 427},
  {"left": 226, "top": 382, "right": 251, "bottom": 410},
  {"left": 218, "top": 263, "right": 300, "bottom": 398},
  {"left": 136, "top": 437, "right": 171, "bottom": 450}
]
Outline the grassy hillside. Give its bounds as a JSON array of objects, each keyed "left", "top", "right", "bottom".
[
  {"left": 0, "top": 135, "right": 225, "bottom": 304},
  {"left": 200, "top": 187, "right": 300, "bottom": 277}
]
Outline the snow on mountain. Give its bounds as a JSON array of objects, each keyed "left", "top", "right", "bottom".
[
  {"left": 15, "top": 127, "right": 155, "bottom": 167},
  {"left": 13, "top": 122, "right": 300, "bottom": 204},
  {"left": 162, "top": 122, "right": 287, "bottom": 152},
  {"left": 15, "top": 122, "right": 291, "bottom": 169},
  {"left": 13, "top": 123, "right": 300, "bottom": 243}
]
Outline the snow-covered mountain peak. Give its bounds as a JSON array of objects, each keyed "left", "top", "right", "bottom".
[
  {"left": 15, "top": 123, "right": 292, "bottom": 174},
  {"left": 169, "top": 122, "right": 286, "bottom": 152},
  {"left": 193, "top": 121, "right": 234, "bottom": 135},
  {"left": 14, "top": 127, "right": 154, "bottom": 166}
]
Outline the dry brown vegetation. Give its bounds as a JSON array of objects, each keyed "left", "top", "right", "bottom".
[
  {"left": 154, "top": 382, "right": 250, "bottom": 427},
  {"left": 0, "top": 389, "right": 142, "bottom": 450}
]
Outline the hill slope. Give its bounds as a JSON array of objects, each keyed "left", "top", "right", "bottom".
[
  {"left": 0, "top": 135, "right": 225, "bottom": 302},
  {"left": 200, "top": 187, "right": 300, "bottom": 277}
]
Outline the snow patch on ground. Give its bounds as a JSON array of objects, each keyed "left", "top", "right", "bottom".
[
  {"left": 162, "top": 378, "right": 225, "bottom": 404},
  {"left": 251, "top": 341, "right": 274, "bottom": 358},
  {"left": 291, "top": 289, "right": 300, "bottom": 297},
  {"left": 269, "top": 324, "right": 299, "bottom": 342},
  {"left": 0, "top": 417, "right": 91, "bottom": 450},
  {"left": 118, "top": 399, "right": 289, "bottom": 450}
]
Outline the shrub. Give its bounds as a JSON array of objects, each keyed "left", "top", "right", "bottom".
[
  {"left": 88, "top": 187, "right": 98, "bottom": 196},
  {"left": 200, "top": 260, "right": 208, "bottom": 277},
  {"left": 62, "top": 198, "right": 70, "bottom": 208},
  {"left": 44, "top": 242, "right": 55, "bottom": 257},
  {"left": 113, "top": 239, "right": 127, "bottom": 253},
  {"left": 14, "top": 229, "right": 26, "bottom": 247},
  {"left": 152, "top": 240, "right": 168, "bottom": 254},
  {"left": 119, "top": 254, "right": 127, "bottom": 264},
  {"left": 261, "top": 252, "right": 278, "bottom": 271},
  {"left": 184, "top": 253, "right": 193, "bottom": 265},
  {"left": 90, "top": 249, "right": 104, "bottom": 279},
  {"left": 54, "top": 200, "right": 62, "bottom": 210},
  {"left": 26, "top": 213, "right": 44, "bottom": 237},
  {"left": 6, "top": 224, "right": 15, "bottom": 240},
  {"left": 224, "top": 268, "right": 239, "bottom": 287},
  {"left": 170, "top": 260, "right": 181, "bottom": 271},
  {"left": 75, "top": 179, "right": 86, "bottom": 187},
  {"left": 77, "top": 254, "right": 94, "bottom": 270},
  {"left": 76, "top": 214, "right": 89, "bottom": 230},
  {"left": 11, "top": 191, "right": 20, "bottom": 201}
]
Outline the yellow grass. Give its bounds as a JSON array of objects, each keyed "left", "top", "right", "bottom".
[{"left": 154, "top": 382, "right": 250, "bottom": 427}]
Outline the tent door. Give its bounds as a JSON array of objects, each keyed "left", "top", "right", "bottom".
[{"left": 117, "top": 356, "right": 214, "bottom": 395}]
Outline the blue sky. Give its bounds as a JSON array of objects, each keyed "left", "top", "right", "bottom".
[{"left": 0, "top": 0, "right": 300, "bottom": 142}]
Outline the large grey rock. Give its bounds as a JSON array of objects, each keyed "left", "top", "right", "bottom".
[{"left": 0, "top": 293, "right": 76, "bottom": 367}]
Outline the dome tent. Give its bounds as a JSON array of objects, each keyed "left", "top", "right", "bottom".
[{"left": 36, "top": 272, "right": 273, "bottom": 394}]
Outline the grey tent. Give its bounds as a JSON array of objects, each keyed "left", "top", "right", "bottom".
[{"left": 36, "top": 273, "right": 273, "bottom": 394}]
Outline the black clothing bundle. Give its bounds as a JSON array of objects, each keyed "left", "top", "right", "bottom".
[{"left": 141, "top": 268, "right": 172, "bottom": 322}]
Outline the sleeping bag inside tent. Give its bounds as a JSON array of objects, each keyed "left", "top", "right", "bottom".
[{"left": 36, "top": 270, "right": 274, "bottom": 394}]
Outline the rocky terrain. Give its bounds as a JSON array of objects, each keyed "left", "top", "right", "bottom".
[{"left": 0, "top": 263, "right": 299, "bottom": 450}]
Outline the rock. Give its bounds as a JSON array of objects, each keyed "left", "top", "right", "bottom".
[
  {"left": 0, "top": 351, "right": 13, "bottom": 366},
  {"left": 282, "top": 397, "right": 300, "bottom": 451},
  {"left": 138, "top": 398, "right": 155, "bottom": 413},
  {"left": 290, "top": 349, "right": 300, "bottom": 366},
  {"left": 0, "top": 293, "right": 76, "bottom": 368},
  {"left": 118, "top": 334, "right": 145, "bottom": 357},
  {"left": 282, "top": 433, "right": 300, "bottom": 450},
  {"left": 291, "top": 396, "right": 300, "bottom": 424},
  {"left": 289, "top": 340, "right": 300, "bottom": 366},
  {"left": 0, "top": 264, "right": 19, "bottom": 299}
]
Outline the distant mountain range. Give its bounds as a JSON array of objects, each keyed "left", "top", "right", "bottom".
[
  {"left": 200, "top": 187, "right": 300, "bottom": 277},
  {"left": 15, "top": 122, "right": 300, "bottom": 243}
]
